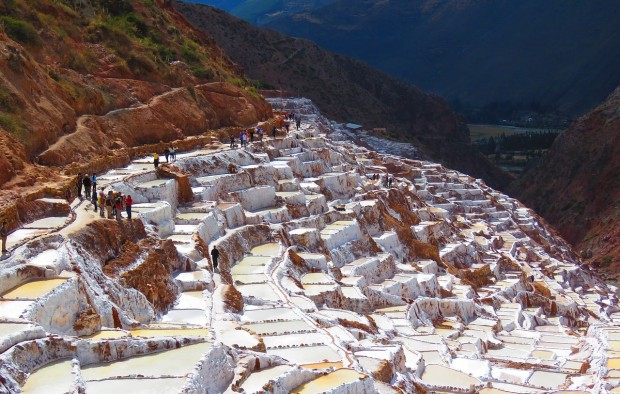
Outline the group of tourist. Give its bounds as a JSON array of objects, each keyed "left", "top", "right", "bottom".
[
  {"left": 369, "top": 173, "right": 394, "bottom": 188},
  {"left": 97, "top": 189, "right": 133, "bottom": 221},
  {"left": 153, "top": 145, "right": 178, "bottom": 168},
  {"left": 70, "top": 173, "right": 133, "bottom": 221},
  {"left": 229, "top": 126, "right": 267, "bottom": 148}
]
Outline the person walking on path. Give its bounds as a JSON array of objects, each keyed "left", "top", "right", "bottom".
[
  {"left": 98, "top": 188, "right": 106, "bottom": 218},
  {"left": 91, "top": 186, "right": 98, "bottom": 212},
  {"left": 211, "top": 246, "right": 220, "bottom": 272},
  {"left": 91, "top": 174, "right": 97, "bottom": 198},
  {"left": 249, "top": 128, "right": 254, "bottom": 142},
  {"left": 114, "top": 194, "right": 123, "bottom": 221},
  {"left": 164, "top": 147, "right": 170, "bottom": 163},
  {"left": 83, "top": 174, "right": 92, "bottom": 199},
  {"left": 257, "top": 127, "right": 263, "bottom": 141},
  {"left": 272, "top": 126, "right": 277, "bottom": 139},
  {"left": 295, "top": 112, "right": 302, "bottom": 130},
  {"left": 229, "top": 135, "right": 235, "bottom": 149},
  {"left": 76, "top": 173, "right": 83, "bottom": 199},
  {"left": 171, "top": 146, "right": 177, "bottom": 161},
  {"left": 1, "top": 221, "right": 9, "bottom": 254},
  {"left": 105, "top": 191, "right": 114, "bottom": 219},
  {"left": 153, "top": 152, "right": 159, "bottom": 168},
  {"left": 125, "top": 195, "right": 133, "bottom": 220}
]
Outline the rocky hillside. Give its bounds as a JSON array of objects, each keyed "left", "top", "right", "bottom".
[
  {"left": 0, "top": 0, "right": 271, "bottom": 195},
  {"left": 511, "top": 87, "right": 620, "bottom": 279},
  {"left": 175, "top": 2, "right": 509, "bottom": 189},
  {"left": 265, "top": 0, "right": 620, "bottom": 118}
]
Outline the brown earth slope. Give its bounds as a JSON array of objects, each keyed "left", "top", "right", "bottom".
[
  {"left": 0, "top": 0, "right": 270, "bottom": 216},
  {"left": 175, "top": 2, "right": 510, "bottom": 189},
  {"left": 511, "top": 87, "right": 620, "bottom": 279}
]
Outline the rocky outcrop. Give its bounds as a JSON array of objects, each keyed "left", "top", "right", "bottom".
[
  {"left": 511, "top": 87, "right": 620, "bottom": 278},
  {"left": 0, "top": 0, "right": 271, "bottom": 190}
]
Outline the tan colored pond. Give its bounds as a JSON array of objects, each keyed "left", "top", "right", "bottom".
[
  {"left": 250, "top": 243, "right": 281, "bottom": 257},
  {"left": 81, "top": 342, "right": 212, "bottom": 380},
  {"left": 236, "top": 365, "right": 292, "bottom": 393},
  {"left": 21, "top": 359, "right": 73, "bottom": 394},
  {"left": 130, "top": 328, "right": 210, "bottom": 338},
  {"left": 237, "top": 283, "right": 281, "bottom": 302},
  {"left": 268, "top": 345, "right": 341, "bottom": 365},
  {"left": 421, "top": 364, "right": 480, "bottom": 390},
  {"left": 2, "top": 279, "right": 68, "bottom": 300},
  {"left": 85, "top": 377, "right": 188, "bottom": 394},
  {"left": 291, "top": 368, "right": 365, "bottom": 393},
  {"left": 244, "top": 320, "right": 314, "bottom": 335}
]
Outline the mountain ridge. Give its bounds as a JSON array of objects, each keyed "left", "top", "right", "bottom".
[
  {"left": 175, "top": 1, "right": 510, "bottom": 189},
  {"left": 265, "top": 0, "right": 620, "bottom": 118}
]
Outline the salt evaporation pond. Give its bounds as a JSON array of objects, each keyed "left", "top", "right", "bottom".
[
  {"left": 21, "top": 359, "right": 73, "bottom": 394},
  {"left": 421, "top": 364, "right": 480, "bottom": 390},
  {"left": 81, "top": 342, "right": 211, "bottom": 380},
  {"left": 0, "top": 300, "right": 33, "bottom": 318},
  {"left": 2, "top": 279, "right": 68, "bottom": 299},
  {"left": 85, "top": 377, "right": 188, "bottom": 394},
  {"left": 249, "top": 243, "right": 281, "bottom": 257},
  {"left": 291, "top": 368, "right": 365, "bottom": 393},
  {"left": 267, "top": 344, "right": 340, "bottom": 365},
  {"left": 232, "top": 365, "right": 292, "bottom": 393}
]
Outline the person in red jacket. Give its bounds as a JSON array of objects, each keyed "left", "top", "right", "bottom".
[{"left": 125, "top": 195, "right": 133, "bottom": 220}]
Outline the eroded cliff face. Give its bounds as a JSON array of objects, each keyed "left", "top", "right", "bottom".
[
  {"left": 512, "top": 87, "right": 620, "bottom": 279},
  {"left": 0, "top": 0, "right": 271, "bottom": 190}
]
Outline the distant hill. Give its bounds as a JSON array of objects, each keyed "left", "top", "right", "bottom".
[
  {"left": 183, "top": 0, "right": 335, "bottom": 25},
  {"left": 175, "top": 1, "right": 510, "bottom": 189},
  {"left": 510, "top": 87, "right": 620, "bottom": 278},
  {"left": 265, "top": 0, "right": 620, "bottom": 119}
]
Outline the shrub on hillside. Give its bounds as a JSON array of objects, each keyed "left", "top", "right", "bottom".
[{"left": 0, "top": 15, "right": 40, "bottom": 45}]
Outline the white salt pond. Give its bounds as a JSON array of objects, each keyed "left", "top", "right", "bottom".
[
  {"left": 22, "top": 217, "right": 68, "bottom": 229},
  {"left": 234, "top": 365, "right": 292, "bottom": 394},
  {"left": 21, "top": 359, "right": 73, "bottom": 394},
  {"left": 0, "top": 300, "right": 33, "bottom": 318},
  {"left": 2, "top": 278, "right": 68, "bottom": 299},
  {"left": 130, "top": 327, "right": 210, "bottom": 338},
  {"left": 244, "top": 320, "right": 314, "bottom": 335},
  {"left": 291, "top": 368, "right": 365, "bottom": 393},
  {"left": 26, "top": 249, "right": 61, "bottom": 267},
  {"left": 6, "top": 229, "right": 47, "bottom": 248},
  {"left": 527, "top": 370, "right": 567, "bottom": 388},
  {"left": 262, "top": 332, "right": 327, "bottom": 348},
  {"left": 81, "top": 342, "right": 212, "bottom": 380},
  {"left": 85, "top": 377, "right": 188, "bottom": 394},
  {"left": 241, "top": 307, "right": 299, "bottom": 322},
  {"left": 268, "top": 344, "right": 341, "bottom": 365},
  {"left": 173, "top": 291, "right": 205, "bottom": 310},
  {"left": 161, "top": 309, "right": 207, "bottom": 325},
  {"left": 421, "top": 364, "right": 480, "bottom": 390},
  {"left": 237, "top": 283, "right": 281, "bottom": 302},
  {"left": 136, "top": 179, "right": 170, "bottom": 189}
]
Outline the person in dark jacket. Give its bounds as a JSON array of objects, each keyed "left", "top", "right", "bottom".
[{"left": 211, "top": 246, "right": 220, "bottom": 272}]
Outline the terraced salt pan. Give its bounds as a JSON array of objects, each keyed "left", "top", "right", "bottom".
[
  {"left": 291, "top": 368, "right": 365, "bottom": 393},
  {"left": 237, "top": 283, "right": 281, "bottom": 302},
  {"left": 241, "top": 307, "right": 300, "bottom": 322},
  {"left": 0, "top": 300, "right": 34, "bottom": 318},
  {"left": 81, "top": 342, "right": 212, "bottom": 380},
  {"left": 85, "top": 330, "right": 128, "bottom": 340},
  {"left": 174, "top": 291, "right": 205, "bottom": 309},
  {"left": 245, "top": 320, "right": 315, "bottom": 335},
  {"left": 261, "top": 332, "right": 328, "bottom": 348},
  {"left": 233, "top": 365, "right": 292, "bottom": 394},
  {"left": 268, "top": 344, "right": 341, "bottom": 365},
  {"left": 6, "top": 229, "right": 48, "bottom": 248},
  {"left": 21, "top": 359, "right": 73, "bottom": 394},
  {"left": 0, "top": 322, "right": 32, "bottom": 337},
  {"left": 85, "top": 377, "right": 188, "bottom": 394},
  {"left": 527, "top": 370, "right": 567, "bottom": 388},
  {"left": 233, "top": 273, "right": 267, "bottom": 284},
  {"left": 421, "top": 364, "right": 481, "bottom": 389},
  {"left": 130, "top": 327, "right": 209, "bottom": 338},
  {"left": 135, "top": 179, "right": 169, "bottom": 188},
  {"left": 22, "top": 217, "right": 68, "bottom": 229},
  {"left": 161, "top": 309, "right": 207, "bottom": 325},
  {"left": 2, "top": 278, "right": 68, "bottom": 299},
  {"left": 26, "top": 249, "right": 62, "bottom": 267},
  {"left": 302, "top": 284, "right": 338, "bottom": 297},
  {"left": 301, "top": 273, "right": 334, "bottom": 284}
]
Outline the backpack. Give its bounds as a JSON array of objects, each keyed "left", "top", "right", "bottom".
[{"left": 105, "top": 196, "right": 113, "bottom": 206}]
